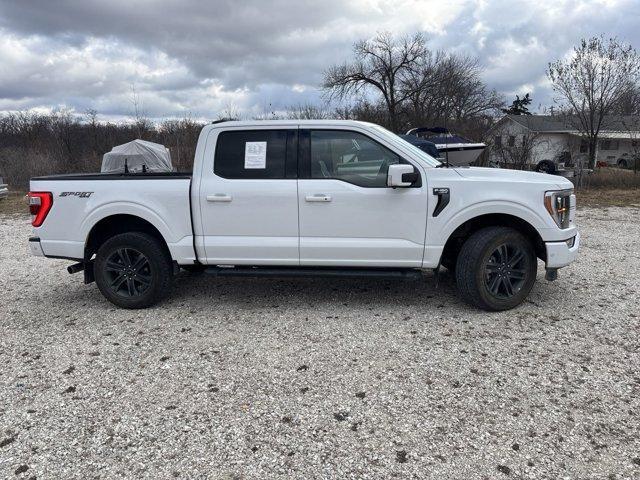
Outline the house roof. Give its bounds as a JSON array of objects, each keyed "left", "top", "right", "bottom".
[{"left": 504, "top": 114, "right": 640, "bottom": 133}]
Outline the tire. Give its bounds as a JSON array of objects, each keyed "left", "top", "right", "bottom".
[
  {"left": 617, "top": 159, "right": 628, "bottom": 169},
  {"left": 455, "top": 227, "right": 537, "bottom": 311},
  {"left": 441, "top": 257, "right": 456, "bottom": 273},
  {"left": 535, "top": 160, "right": 556, "bottom": 174},
  {"left": 94, "top": 232, "right": 173, "bottom": 309}
]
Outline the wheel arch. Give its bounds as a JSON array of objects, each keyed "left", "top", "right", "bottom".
[
  {"left": 441, "top": 213, "right": 546, "bottom": 266},
  {"left": 85, "top": 214, "right": 171, "bottom": 261}
]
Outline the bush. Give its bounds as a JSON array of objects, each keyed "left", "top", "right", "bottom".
[
  {"left": 0, "top": 148, "right": 58, "bottom": 189},
  {"left": 0, "top": 112, "right": 203, "bottom": 188},
  {"left": 582, "top": 167, "right": 640, "bottom": 189}
]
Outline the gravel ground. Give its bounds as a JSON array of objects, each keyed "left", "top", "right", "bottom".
[{"left": 1, "top": 208, "right": 639, "bottom": 479}]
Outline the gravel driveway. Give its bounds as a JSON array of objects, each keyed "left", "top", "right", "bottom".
[{"left": 1, "top": 208, "right": 639, "bottom": 479}]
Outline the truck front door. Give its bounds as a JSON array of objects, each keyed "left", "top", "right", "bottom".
[{"left": 297, "top": 128, "right": 428, "bottom": 267}]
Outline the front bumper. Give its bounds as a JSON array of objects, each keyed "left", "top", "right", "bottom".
[
  {"left": 28, "top": 236, "right": 45, "bottom": 257},
  {"left": 545, "top": 231, "right": 580, "bottom": 268}
]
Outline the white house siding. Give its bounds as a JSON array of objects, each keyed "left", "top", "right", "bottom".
[
  {"left": 489, "top": 116, "right": 639, "bottom": 168},
  {"left": 488, "top": 119, "right": 571, "bottom": 166},
  {"left": 533, "top": 133, "right": 571, "bottom": 164}
]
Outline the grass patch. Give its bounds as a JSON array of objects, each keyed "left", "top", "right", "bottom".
[
  {"left": 576, "top": 188, "right": 640, "bottom": 208},
  {"left": 581, "top": 167, "right": 640, "bottom": 189},
  {"left": 0, "top": 190, "right": 27, "bottom": 216}
]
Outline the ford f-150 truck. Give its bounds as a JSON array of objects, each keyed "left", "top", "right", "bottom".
[{"left": 27, "top": 120, "right": 579, "bottom": 311}]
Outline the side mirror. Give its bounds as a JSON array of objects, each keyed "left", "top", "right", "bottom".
[{"left": 387, "top": 164, "right": 417, "bottom": 187}]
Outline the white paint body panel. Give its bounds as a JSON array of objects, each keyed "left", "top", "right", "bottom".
[
  {"left": 29, "top": 120, "right": 579, "bottom": 272},
  {"left": 298, "top": 180, "right": 427, "bottom": 266},
  {"left": 546, "top": 231, "right": 580, "bottom": 268},
  {"left": 29, "top": 177, "right": 194, "bottom": 261}
]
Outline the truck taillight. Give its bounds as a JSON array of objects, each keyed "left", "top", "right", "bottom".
[{"left": 28, "top": 192, "right": 53, "bottom": 227}]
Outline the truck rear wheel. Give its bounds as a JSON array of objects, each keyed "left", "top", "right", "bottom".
[
  {"left": 94, "top": 232, "right": 173, "bottom": 309},
  {"left": 455, "top": 227, "right": 537, "bottom": 311}
]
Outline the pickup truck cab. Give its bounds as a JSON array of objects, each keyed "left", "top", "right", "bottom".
[{"left": 28, "top": 120, "right": 579, "bottom": 311}]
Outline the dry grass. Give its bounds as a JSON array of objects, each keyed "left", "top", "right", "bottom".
[
  {"left": 575, "top": 168, "right": 640, "bottom": 207},
  {"left": 577, "top": 188, "right": 640, "bottom": 208},
  {"left": 0, "top": 190, "right": 27, "bottom": 216},
  {"left": 581, "top": 167, "right": 640, "bottom": 189}
]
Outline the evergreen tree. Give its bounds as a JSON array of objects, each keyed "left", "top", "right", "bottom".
[{"left": 502, "top": 93, "right": 532, "bottom": 115}]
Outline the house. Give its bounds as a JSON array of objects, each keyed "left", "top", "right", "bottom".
[{"left": 489, "top": 114, "right": 640, "bottom": 172}]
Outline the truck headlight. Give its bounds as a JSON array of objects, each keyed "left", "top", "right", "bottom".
[{"left": 544, "top": 189, "right": 574, "bottom": 229}]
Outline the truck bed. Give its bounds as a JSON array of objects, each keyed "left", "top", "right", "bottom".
[{"left": 29, "top": 172, "right": 196, "bottom": 263}]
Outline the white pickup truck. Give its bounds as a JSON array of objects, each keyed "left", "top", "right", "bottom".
[{"left": 28, "top": 120, "right": 579, "bottom": 311}]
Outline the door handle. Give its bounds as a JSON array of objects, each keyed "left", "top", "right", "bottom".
[
  {"left": 206, "top": 194, "right": 232, "bottom": 202},
  {"left": 305, "top": 194, "right": 332, "bottom": 202}
]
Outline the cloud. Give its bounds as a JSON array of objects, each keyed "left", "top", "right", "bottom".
[{"left": 0, "top": 0, "right": 637, "bottom": 119}]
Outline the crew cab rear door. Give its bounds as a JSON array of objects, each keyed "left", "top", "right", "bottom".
[
  {"left": 297, "top": 128, "right": 428, "bottom": 267},
  {"left": 196, "top": 126, "right": 299, "bottom": 265}
]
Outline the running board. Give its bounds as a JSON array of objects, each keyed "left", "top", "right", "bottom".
[{"left": 203, "top": 266, "right": 425, "bottom": 280}]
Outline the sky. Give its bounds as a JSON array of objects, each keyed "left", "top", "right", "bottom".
[{"left": 0, "top": 0, "right": 639, "bottom": 122}]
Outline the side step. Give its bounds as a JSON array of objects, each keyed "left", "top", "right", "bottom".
[{"left": 203, "top": 266, "right": 425, "bottom": 280}]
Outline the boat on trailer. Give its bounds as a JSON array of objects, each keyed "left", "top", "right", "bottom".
[{"left": 405, "top": 127, "right": 486, "bottom": 166}]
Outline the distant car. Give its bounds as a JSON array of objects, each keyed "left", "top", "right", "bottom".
[
  {"left": 0, "top": 177, "right": 8, "bottom": 200},
  {"left": 615, "top": 153, "right": 639, "bottom": 169}
]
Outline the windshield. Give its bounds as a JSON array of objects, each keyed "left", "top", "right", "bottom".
[{"left": 369, "top": 124, "right": 442, "bottom": 167}]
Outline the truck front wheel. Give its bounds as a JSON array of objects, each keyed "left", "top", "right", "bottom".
[
  {"left": 455, "top": 227, "right": 537, "bottom": 311},
  {"left": 94, "top": 232, "right": 173, "bottom": 309}
]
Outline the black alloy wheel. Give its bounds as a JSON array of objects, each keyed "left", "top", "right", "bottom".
[
  {"left": 94, "top": 232, "right": 173, "bottom": 309},
  {"left": 455, "top": 226, "right": 537, "bottom": 311},
  {"left": 484, "top": 243, "right": 529, "bottom": 299},
  {"left": 105, "top": 248, "right": 152, "bottom": 298}
]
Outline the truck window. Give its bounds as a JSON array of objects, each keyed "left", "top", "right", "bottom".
[
  {"left": 309, "top": 130, "right": 400, "bottom": 187},
  {"left": 214, "top": 130, "right": 289, "bottom": 179}
]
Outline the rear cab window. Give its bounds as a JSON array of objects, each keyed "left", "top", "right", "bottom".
[{"left": 214, "top": 129, "right": 297, "bottom": 179}]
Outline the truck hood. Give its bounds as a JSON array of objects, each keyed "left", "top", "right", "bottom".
[{"left": 453, "top": 167, "right": 573, "bottom": 190}]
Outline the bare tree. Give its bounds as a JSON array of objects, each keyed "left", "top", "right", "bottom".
[
  {"left": 217, "top": 102, "right": 240, "bottom": 121},
  {"left": 130, "top": 84, "right": 152, "bottom": 138},
  {"left": 401, "top": 49, "right": 448, "bottom": 124},
  {"left": 491, "top": 132, "right": 541, "bottom": 170},
  {"left": 547, "top": 36, "right": 640, "bottom": 169},
  {"left": 0, "top": 110, "right": 208, "bottom": 187},
  {"left": 158, "top": 116, "right": 201, "bottom": 172},
  {"left": 613, "top": 83, "right": 640, "bottom": 115},
  {"left": 323, "top": 32, "right": 427, "bottom": 132},
  {"left": 252, "top": 101, "right": 281, "bottom": 120},
  {"left": 84, "top": 108, "right": 99, "bottom": 157},
  {"left": 441, "top": 56, "right": 504, "bottom": 121},
  {"left": 283, "top": 103, "right": 331, "bottom": 120}
]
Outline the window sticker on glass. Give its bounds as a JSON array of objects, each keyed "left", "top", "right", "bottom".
[{"left": 244, "top": 141, "right": 267, "bottom": 169}]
